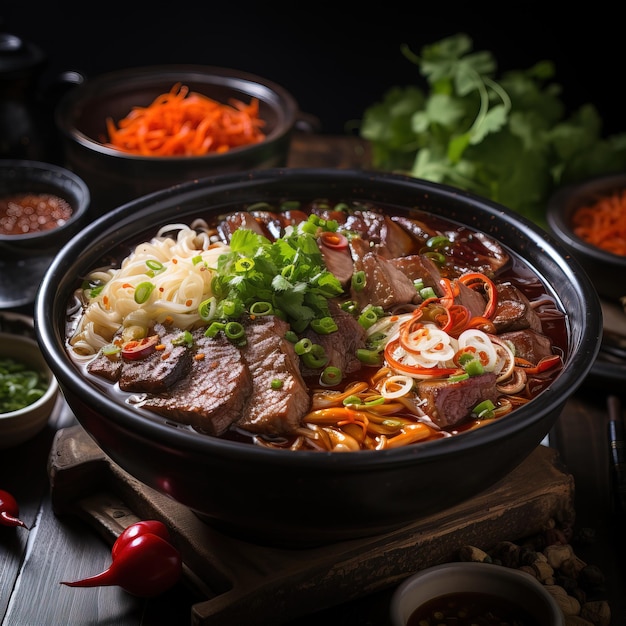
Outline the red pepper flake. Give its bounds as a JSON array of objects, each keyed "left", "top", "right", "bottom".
[
  {"left": 185, "top": 299, "right": 192, "bottom": 307},
  {"left": 161, "top": 352, "right": 171, "bottom": 360},
  {"left": 194, "top": 353, "right": 205, "bottom": 361},
  {"left": 164, "top": 316, "right": 173, "bottom": 324},
  {"left": 155, "top": 344, "right": 166, "bottom": 351},
  {"left": 159, "top": 287, "right": 164, "bottom": 292},
  {"left": 122, "top": 283, "right": 133, "bottom": 289},
  {"left": 172, "top": 259, "right": 178, "bottom": 264}
]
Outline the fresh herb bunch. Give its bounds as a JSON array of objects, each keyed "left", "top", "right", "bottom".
[{"left": 360, "top": 33, "right": 626, "bottom": 226}]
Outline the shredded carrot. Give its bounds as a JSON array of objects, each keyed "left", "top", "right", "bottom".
[
  {"left": 571, "top": 190, "right": 626, "bottom": 256},
  {"left": 104, "top": 83, "right": 266, "bottom": 157}
]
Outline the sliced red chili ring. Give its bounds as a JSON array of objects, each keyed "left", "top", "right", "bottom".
[{"left": 121, "top": 335, "right": 160, "bottom": 361}]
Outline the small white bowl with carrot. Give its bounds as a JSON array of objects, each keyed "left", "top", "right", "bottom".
[
  {"left": 547, "top": 173, "right": 626, "bottom": 303},
  {"left": 55, "top": 65, "right": 299, "bottom": 217}
]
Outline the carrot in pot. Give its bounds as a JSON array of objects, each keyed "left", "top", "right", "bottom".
[
  {"left": 571, "top": 190, "right": 626, "bottom": 256},
  {"left": 104, "top": 83, "right": 266, "bottom": 157}
]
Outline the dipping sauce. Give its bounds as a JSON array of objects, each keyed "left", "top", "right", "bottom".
[
  {"left": 408, "top": 591, "right": 540, "bottom": 626},
  {"left": 0, "top": 193, "right": 73, "bottom": 235}
]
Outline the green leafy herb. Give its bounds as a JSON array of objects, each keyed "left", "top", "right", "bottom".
[
  {"left": 0, "top": 357, "right": 48, "bottom": 413},
  {"left": 359, "top": 33, "right": 626, "bottom": 226}
]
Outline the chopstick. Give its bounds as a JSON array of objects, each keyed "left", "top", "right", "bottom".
[{"left": 607, "top": 394, "right": 626, "bottom": 513}]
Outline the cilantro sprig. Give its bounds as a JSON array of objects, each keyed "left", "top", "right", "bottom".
[
  {"left": 360, "top": 33, "right": 626, "bottom": 226},
  {"left": 212, "top": 216, "right": 344, "bottom": 332}
]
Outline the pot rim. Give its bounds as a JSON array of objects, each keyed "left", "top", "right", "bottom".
[{"left": 35, "top": 168, "right": 602, "bottom": 468}]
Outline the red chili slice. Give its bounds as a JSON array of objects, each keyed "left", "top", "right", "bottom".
[
  {"left": 121, "top": 335, "right": 159, "bottom": 361},
  {"left": 319, "top": 231, "right": 348, "bottom": 250}
]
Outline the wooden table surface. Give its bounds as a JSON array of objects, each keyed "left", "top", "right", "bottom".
[{"left": 1, "top": 134, "right": 625, "bottom": 626}]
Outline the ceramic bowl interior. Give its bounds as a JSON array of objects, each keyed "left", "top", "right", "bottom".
[
  {"left": 35, "top": 169, "right": 602, "bottom": 546},
  {"left": 55, "top": 65, "right": 299, "bottom": 216},
  {"left": 547, "top": 173, "right": 626, "bottom": 303},
  {"left": 0, "top": 330, "right": 59, "bottom": 449},
  {"left": 389, "top": 562, "right": 564, "bottom": 626}
]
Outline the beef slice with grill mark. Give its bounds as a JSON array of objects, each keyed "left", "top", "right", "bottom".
[
  {"left": 141, "top": 329, "right": 251, "bottom": 436},
  {"left": 417, "top": 372, "right": 498, "bottom": 429},
  {"left": 237, "top": 316, "right": 310, "bottom": 436},
  {"left": 119, "top": 323, "right": 192, "bottom": 393},
  {"left": 492, "top": 283, "right": 542, "bottom": 333}
]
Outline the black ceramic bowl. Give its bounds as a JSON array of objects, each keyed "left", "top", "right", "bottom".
[
  {"left": 55, "top": 65, "right": 299, "bottom": 216},
  {"left": 547, "top": 173, "right": 626, "bottom": 303},
  {"left": 0, "top": 159, "right": 90, "bottom": 309},
  {"left": 35, "top": 169, "right": 601, "bottom": 546}
]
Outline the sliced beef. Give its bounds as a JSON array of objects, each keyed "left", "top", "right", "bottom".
[
  {"left": 216, "top": 211, "right": 274, "bottom": 242},
  {"left": 454, "top": 280, "right": 489, "bottom": 318},
  {"left": 390, "top": 254, "right": 443, "bottom": 294},
  {"left": 492, "top": 283, "right": 542, "bottom": 333},
  {"left": 119, "top": 323, "right": 192, "bottom": 393},
  {"left": 498, "top": 329, "right": 554, "bottom": 364},
  {"left": 238, "top": 316, "right": 310, "bottom": 436},
  {"left": 351, "top": 249, "right": 419, "bottom": 309},
  {"left": 300, "top": 299, "right": 368, "bottom": 378},
  {"left": 417, "top": 372, "right": 498, "bottom": 429},
  {"left": 318, "top": 241, "right": 354, "bottom": 287},
  {"left": 342, "top": 211, "right": 415, "bottom": 259},
  {"left": 87, "top": 345, "right": 124, "bottom": 382},
  {"left": 141, "top": 329, "right": 252, "bottom": 436}
]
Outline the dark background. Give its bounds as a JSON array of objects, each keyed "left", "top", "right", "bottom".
[{"left": 2, "top": 6, "right": 623, "bottom": 137}]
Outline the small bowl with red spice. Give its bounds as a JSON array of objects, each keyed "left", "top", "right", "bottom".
[
  {"left": 547, "top": 173, "right": 626, "bottom": 303},
  {"left": 0, "top": 159, "right": 90, "bottom": 308}
]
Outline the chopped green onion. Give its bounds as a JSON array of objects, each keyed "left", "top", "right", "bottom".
[
  {"left": 172, "top": 330, "right": 193, "bottom": 347},
  {"left": 235, "top": 257, "right": 255, "bottom": 272},
  {"left": 310, "top": 316, "right": 338, "bottom": 335},
  {"left": 419, "top": 286, "right": 437, "bottom": 300},
  {"left": 192, "top": 255, "right": 204, "bottom": 266},
  {"left": 271, "top": 379, "right": 284, "bottom": 390},
  {"left": 425, "top": 235, "right": 450, "bottom": 249},
  {"left": 358, "top": 307, "right": 379, "bottom": 329},
  {"left": 146, "top": 259, "right": 164, "bottom": 271},
  {"left": 0, "top": 357, "right": 48, "bottom": 413},
  {"left": 205, "top": 322, "right": 225, "bottom": 338},
  {"left": 301, "top": 344, "right": 328, "bottom": 368},
  {"left": 423, "top": 251, "right": 446, "bottom": 265},
  {"left": 342, "top": 395, "right": 363, "bottom": 406},
  {"left": 198, "top": 297, "right": 217, "bottom": 321},
  {"left": 463, "top": 359, "right": 484, "bottom": 376},
  {"left": 224, "top": 322, "right": 245, "bottom": 340},
  {"left": 351, "top": 270, "right": 366, "bottom": 292},
  {"left": 134, "top": 281, "right": 155, "bottom": 304},
  {"left": 294, "top": 338, "right": 313, "bottom": 355},
  {"left": 413, "top": 278, "right": 424, "bottom": 291},
  {"left": 364, "top": 396, "right": 385, "bottom": 407},
  {"left": 448, "top": 372, "right": 470, "bottom": 382},
  {"left": 340, "top": 300, "right": 358, "bottom": 314},
  {"left": 250, "top": 301, "right": 273, "bottom": 316},
  {"left": 356, "top": 348, "right": 383, "bottom": 366},
  {"left": 473, "top": 399, "right": 496, "bottom": 419},
  {"left": 284, "top": 330, "right": 299, "bottom": 343},
  {"left": 320, "top": 366, "right": 342, "bottom": 386},
  {"left": 101, "top": 343, "right": 121, "bottom": 356}
]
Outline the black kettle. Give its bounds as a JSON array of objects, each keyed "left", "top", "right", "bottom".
[{"left": 0, "top": 32, "right": 81, "bottom": 163}]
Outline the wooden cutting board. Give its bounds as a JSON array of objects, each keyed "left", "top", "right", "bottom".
[{"left": 49, "top": 425, "right": 575, "bottom": 626}]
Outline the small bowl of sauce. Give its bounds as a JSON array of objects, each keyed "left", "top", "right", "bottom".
[
  {"left": 0, "top": 159, "right": 90, "bottom": 308},
  {"left": 390, "top": 562, "right": 563, "bottom": 626}
]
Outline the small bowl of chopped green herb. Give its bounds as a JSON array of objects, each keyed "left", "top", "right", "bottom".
[{"left": 0, "top": 331, "right": 59, "bottom": 448}]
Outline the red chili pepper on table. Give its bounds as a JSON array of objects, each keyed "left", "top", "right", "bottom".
[
  {"left": 0, "top": 489, "right": 28, "bottom": 529},
  {"left": 61, "top": 519, "right": 182, "bottom": 597}
]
